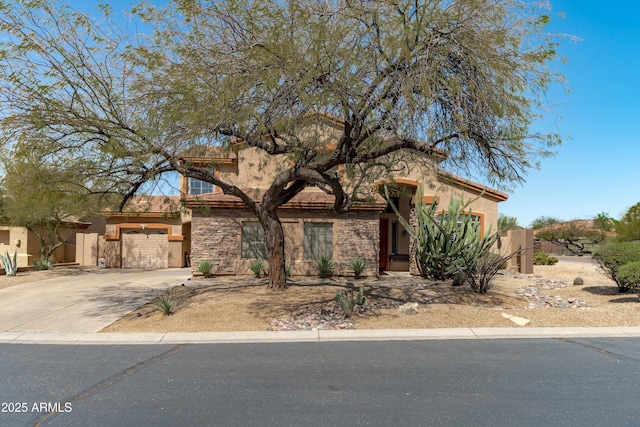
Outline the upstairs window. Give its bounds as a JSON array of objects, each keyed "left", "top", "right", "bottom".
[{"left": 187, "top": 177, "right": 215, "bottom": 195}]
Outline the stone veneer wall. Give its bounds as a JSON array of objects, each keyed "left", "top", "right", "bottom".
[
  {"left": 190, "top": 208, "right": 380, "bottom": 277},
  {"left": 191, "top": 209, "right": 241, "bottom": 275},
  {"left": 336, "top": 212, "right": 379, "bottom": 278}
]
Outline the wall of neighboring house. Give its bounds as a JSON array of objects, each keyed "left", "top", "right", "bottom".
[
  {"left": 190, "top": 208, "right": 379, "bottom": 277},
  {"left": 0, "top": 227, "right": 30, "bottom": 268}
]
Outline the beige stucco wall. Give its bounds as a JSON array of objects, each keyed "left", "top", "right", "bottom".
[{"left": 0, "top": 227, "right": 30, "bottom": 268}]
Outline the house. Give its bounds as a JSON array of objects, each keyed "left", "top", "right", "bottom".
[
  {"left": 0, "top": 222, "right": 90, "bottom": 269},
  {"left": 75, "top": 196, "right": 190, "bottom": 269},
  {"left": 182, "top": 118, "right": 509, "bottom": 277}
]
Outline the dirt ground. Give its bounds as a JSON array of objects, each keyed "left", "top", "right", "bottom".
[{"left": 100, "top": 259, "right": 640, "bottom": 332}]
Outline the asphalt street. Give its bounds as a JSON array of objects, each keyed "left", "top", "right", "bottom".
[{"left": 2, "top": 338, "right": 639, "bottom": 426}]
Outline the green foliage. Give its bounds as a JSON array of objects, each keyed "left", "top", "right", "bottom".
[
  {"left": 0, "top": 0, "right": 568, "bottom": 291},
  {"left": 33, "top": 256, "right": 55, "bottom": 271},
  {"left": 314, "top": 257, "right": 335, "bottom": 278},
  {"left": 197, "top": 259, "right": 214, "bottom": 278},
  {"left": 617, "top": 262, "right": 640, "bottom": 300},
  {"left": 594, "top": 212, "right": 614, "bottom": 232},
  {"left": 249, "top": 260, "right": 264, "bottom": 278},
  {"left": 387, "top": 188, "right": 499, "bottom": 281},
  {"left": 0, "top": 251, "right": 18, "bottom": 276},
  {"left": 285, "top": 265, "right": 292, "bottom": 278},
  {"left": 348, "top": 257, "right": 368, "bottom": 279},
  {"left": 535, "top": 221, "right": 606, "bottom": 256},
  {"left": 593, "top": 242, "right": 640, "bottom": 292},
  {"left": 533, "top": 250, "right": 558, "bottom": 265},
  {"left": 498, "top": 214, "right": 518, "bottom": 233},
  {"left": 335, "top": 285, "right": 368, "bottom": 318},
  {"left": 530, "top": 216, "right": 562, "bottom": 230},
  {"left": 614, "top": 202, "right": 640, "bottom": 242},
  {"left": 154, "top": 289, "right": 177, "bottom": 315}
]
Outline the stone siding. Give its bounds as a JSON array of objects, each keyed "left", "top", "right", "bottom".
[
  {"left": 336, "top": 212, "right": 379, "bottom": 278},
  {"left": 191, "top": 209, "right": 241, "bottom": 275}
]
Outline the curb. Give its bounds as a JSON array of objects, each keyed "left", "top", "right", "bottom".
[{"left": 2, "top": 327, "right": 640, "bottom": 345}]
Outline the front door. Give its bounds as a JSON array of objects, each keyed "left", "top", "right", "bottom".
[{"left": 379, "top": 218, "right": 389, "bottom": 271}]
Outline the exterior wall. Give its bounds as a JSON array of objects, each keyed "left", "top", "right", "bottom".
[
  {"left": 191, "top": 209, "right": 379, "bottom": 277},
  {"left": 0, "top": 227, "right": 30, "bottom": 268},
  {"left": 499, "top": 228, "right": 534, "bottom": 274}
]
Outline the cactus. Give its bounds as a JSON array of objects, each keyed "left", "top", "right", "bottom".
[
  {"left": 0, "top": 251, "right": 18, "bottom": 276},
  {"left": 335, "top": 285, "right": 368, "bottom": 318}
]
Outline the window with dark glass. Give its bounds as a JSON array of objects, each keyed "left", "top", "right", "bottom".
[
  {"left": 303, "top": 222, "right": 333, "bottom": 260},
  {"left": 241, "top": 222, "right": 267, "bottom": 259}
]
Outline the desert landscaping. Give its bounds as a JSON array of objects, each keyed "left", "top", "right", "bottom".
[{"left": 93, "top": 258, "right": 640, "bottom": 333}]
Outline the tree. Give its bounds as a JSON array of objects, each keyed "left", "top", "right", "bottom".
[
  {"left": 0, "top": 156, "right": 111, "bottom": 263},
  {"left": 530, "top": 216, "right": 563, "bottom": 230},
  {"left": 535, "top": 220, "right": 607, "bottom": 256},
  {"left": 498, "top": 214, "right": 519, "bottom": 234},
  {"left": 615, "top": 203, "right": 640, "bottom": 242},
  {"left": 594, "top": 212, "right": 614, "bottom": 232},
  {"left": 0, "top": 0, "right": 565, "bottom": 290}
]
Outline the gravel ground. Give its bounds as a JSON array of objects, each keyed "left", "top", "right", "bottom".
[{"left": 102, "top": 259, "right": 640, "bottom": 332}]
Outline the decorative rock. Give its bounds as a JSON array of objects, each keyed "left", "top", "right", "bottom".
[
  {"left": 501, "top": 313, "right": 531, "bottom": 326},
  {"left": 398, "top": 302, "right": 419, "bottom": 315},
  {"left": 574, "top": 277, "right": 584, "bottom": 286}
]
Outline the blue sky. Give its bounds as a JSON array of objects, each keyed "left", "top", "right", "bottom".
[
  {"left": 495, "top": 0, "right": 640, "bottom": 226},
  {"left": 74, "top": 1, "right": 640, "bottom": 227}
]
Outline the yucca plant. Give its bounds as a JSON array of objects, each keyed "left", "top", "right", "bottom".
[
  {"left": 249, "top": 259, "right": 264, "bottom": 278},
  {"left": 335, "top": 286, "right": 368, "bottom": 317},
  {"left": 349, "top": 257, "right": 368, "bottom": 279},
  {"left": 154, "top": 289, "right": 177, "bottom": 315},
  {"left": 33, "top": 256, "right": 54, "bottom": 271},
  {"left": 0, "top": 250, "right": 18, "bottom": 276},
  {"left": 314, "top": 256, "right": 334, "bottom": 278},
  {"left": 197, "top": 259, "right": 214, "bottom": 278}
]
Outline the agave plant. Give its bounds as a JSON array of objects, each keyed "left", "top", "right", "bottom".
[
  {"left": 249, "top": 259, "right": 264, "bottom": 278},
  {"left": 0, "top": 250, "right": 18, "bottom": 276},
  {"left": 349, "top": 257, "right": 368, "bottom": 279},
  {"left": 314, "top": 257, "right": 335, "bottom": 278},
  {"left": 197, "top": 259, "right": 214, "bottom": 278},
  {"left": 154, "top": 289, "right": 177, "bottom": 315},
  {"left": 33, "top": 256, "right": 54, "bottom": 271}
]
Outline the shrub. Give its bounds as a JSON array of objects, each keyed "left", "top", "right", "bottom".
[
  {"left": 0, "top": 251, "right": 18, "bottom": 276},
  {"left": 249, "top": 259, "right": 264, "bottom": 278},
  {"left": 314, "top": 257, "right": 335, "bottom": 278},
  {"left": 465, "top": 251, "right": 517, "bottom": 294},
  {"left": 349, "top": 257, "right": 368, "bottom": 279},
  {"left": 617, "top": 262, "right": 640, "bottom": 301},
  {"left": 533, "top": 250, "right": 558, "bottom": 265},
  {"left": 593, "top": 242, "right": 640, "bottom": 292},
  {"left": 197, "top": 259, "right": 214, "bottom": 278},
  {"left": 154, "top": 289, "right": 176, "bottom": 315},
  {"left": 385, "top": 188, "right": 499, "bottom": 281},
  {"left": 335, "top": 285, "right": 368, "bottom": 317},
  {"left": 285, "top": 265, "right": 292, "bottom": 278},
  {"left": 33, "top": 256, "right": 54, "bottom": 271}
]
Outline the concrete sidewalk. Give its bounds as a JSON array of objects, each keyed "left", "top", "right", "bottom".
[{"left": 2, "top": 327, "right": 640, "bottom": 345}]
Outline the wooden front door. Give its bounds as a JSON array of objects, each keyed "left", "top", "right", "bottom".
[{"left": 379, "top": 218, "right": 389, "bottom": 271}]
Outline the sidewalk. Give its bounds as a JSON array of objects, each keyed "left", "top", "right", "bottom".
[{"left": 2, "top": 327, "right": 640, "bottom": 345}]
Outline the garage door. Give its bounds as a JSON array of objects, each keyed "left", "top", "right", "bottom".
[{"left": 122, "top": 230, "right": 168, "bottom": 269}]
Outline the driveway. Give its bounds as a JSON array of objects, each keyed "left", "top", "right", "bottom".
[{"left": 0, "top": 268, "right": 190, "bottom": 333}]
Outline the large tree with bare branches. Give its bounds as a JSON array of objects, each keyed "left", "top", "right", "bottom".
[{"left": 0, "top": 0, "right": 565, "bottom": 289}]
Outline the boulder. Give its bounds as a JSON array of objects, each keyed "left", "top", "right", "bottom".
[{"left": 398, "top": 302, "right": 419, "bottom": 315}]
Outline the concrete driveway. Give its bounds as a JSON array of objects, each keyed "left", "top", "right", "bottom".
[{"left": 0, "top": 268, "right": 190, "bottom": 333}]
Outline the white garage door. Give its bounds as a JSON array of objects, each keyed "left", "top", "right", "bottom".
[{"left": 122, "top": 230, "right": 168, "bottom": 269}]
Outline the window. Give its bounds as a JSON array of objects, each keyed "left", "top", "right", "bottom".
[
  {"left": 241, "top": 222, "right": 267, "bottom": 259},
  {"left": 385, "top": 197, "right": 400, "bottom": 214},
  {"left": 187, "top": 177, "right": 215, "bottom": 195},
  {"left": 304, "top": 222, "right": 333, "bottom": 260},
  {"left": 0, "top": 230, "right": 9, "bottom": 245}
]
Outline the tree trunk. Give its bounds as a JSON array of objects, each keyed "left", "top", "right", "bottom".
[{"left": 259, "top": 209, "right": 287, "bottom": 290}]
